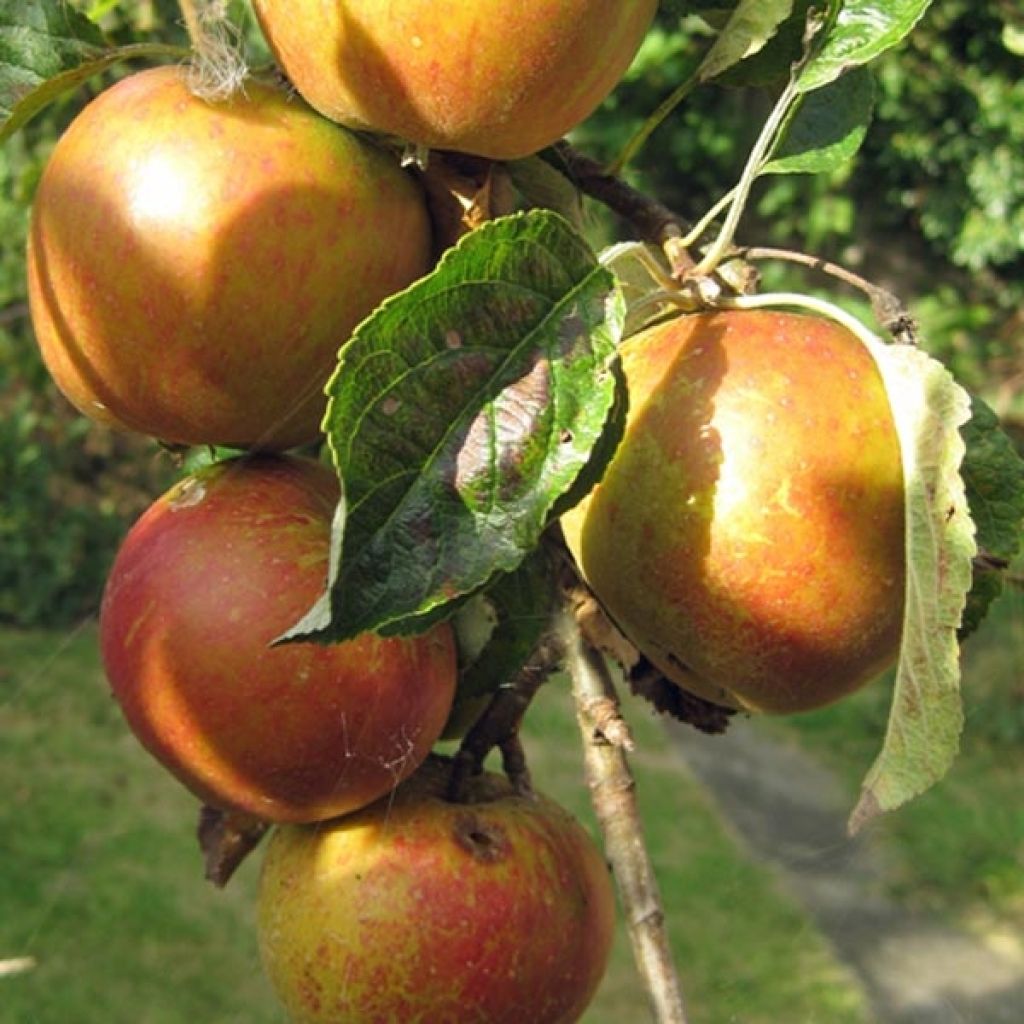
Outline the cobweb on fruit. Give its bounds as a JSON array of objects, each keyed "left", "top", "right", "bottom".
[{"left": 185, "top": 0, "right": 248, "bottom": 101}]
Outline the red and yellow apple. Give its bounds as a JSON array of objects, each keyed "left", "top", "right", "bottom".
[
  {"left": 27, "top": 65, "right": 431, "bottom": 450},
  {"left": 562, "top": 310, "right": 906, "bottom": 714},
  {"left": 258, "top": 757, "right": 616, "bottom": 1023},
  {"left": 99, "top": 455, "right": 457, "bottom": 823},
  {"left": 252, "top": 0, "right": 657, "bottom": 160}
]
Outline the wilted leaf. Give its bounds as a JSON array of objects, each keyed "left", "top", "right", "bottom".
[
  {"left": 600, "top": 240, "right": 682, "bottom": 335},
  {"left": 286, "top": 211, "right": 623, "bottom": 643},
  {"left": 417, "top": 153, "right": 516, "bottom": 255},
  {"left": 849, "top": 335, "right": 976, "bottom": 833}
]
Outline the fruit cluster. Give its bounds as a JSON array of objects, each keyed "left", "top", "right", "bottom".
[{"left": 26, "top": 5, "right": 657, "bottom": 1021}]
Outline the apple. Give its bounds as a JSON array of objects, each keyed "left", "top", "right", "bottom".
[
  {"left": 257, "top": 757, "right": 616, "bottom": 1024},
  {"left": 561, "top": 310, "right": 906, "bottom": 714},
  {"left": 27, "top": 65, "right": 431, "bottom": 450},
  {"left": 99, "top": 455, "right": 457, "bottom": 823},
  {"left": 251, "top": 0, "right": 657, "bottom": 160}
]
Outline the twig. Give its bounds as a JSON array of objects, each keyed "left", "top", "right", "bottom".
[
  {"left": 448, "top": 633, "right": 563, "bottom": 801},
  {"left": 553, "top": 143, "right": 695, "bottom": 277},
  {"left": 972, "top": 549, "right": 1009, "bottom": 573},
  {"left": 558, "top": 604, "right": 690, "bottom": 1024},
  {"left": 688, "top": 71, "right": 803, "bottom": 278},
  {"left": 687, "top": 10, "right": 826, "bottom": 280},
  {"left": 0, "top": 957, "right": 36, "bottom": 978},
  {"left": 737, "top": 246, "right": 918, "bottom": 344}
]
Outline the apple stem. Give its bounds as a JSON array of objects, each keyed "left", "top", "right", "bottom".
[
  {"left": 177, "top": 0, "right": 247, "bottom": 100},
  {"left": 687, "top": 10, "right": 827, "bottom": 280},
  {"left": 679, "top": 186, "right": 737, "bottom": 252},
  {"left": 687, "top": 75, "right": 802, "bottom": 279},
  {"left": 559, "top": 602, "right": 691, "bottom": 1024},
  {"left": 447, "top": 633, "right": 562, "bottom": 802}
]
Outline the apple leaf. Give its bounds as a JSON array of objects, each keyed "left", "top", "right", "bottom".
[
  {"left": 797, "top": 0, "right": 934, "bottom": 93},
  {"left": 286, "top": 210, "right": 623, "bottom": 643},
  {"left": 505, "top": 155, "right": 585, "bottom": 231},
  {"left": 958, "top": 396, "right": 1024, "bottom": 639},
  {"left": 849, "top": 337, "right": 976, "bottom": 834},
  {"left": 0, "top": 1, "right": 185, "bottom": 141},
  {"left": 715, "top": 0, "right": 816, "bottom": 88},
  {"left": 696, "top": 0, "right": 794, "bottom": 82},
  {"left": 454, "top": 548, "right": 556, "bottom": 703},
  {"left": 761, "top": 65, "right": 875, "bottom": 175}
]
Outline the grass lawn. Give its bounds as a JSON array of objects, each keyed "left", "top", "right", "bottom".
[{"left": 0, "top": 621, "right": 869, "bottom": 1023}]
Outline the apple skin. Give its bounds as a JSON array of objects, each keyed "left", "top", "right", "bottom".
[
  {"left": 258, "top": 757, "right": 616, "bottom": 1024},
  {"left": 99, "top": 455, "right": 457, "bottom": 823},
  {"left": 561, "top": 310, "right": 906, "bottom": 714},
  {"left": 251, "top": 0, "right": 657, "bottom": 160},
  {"left": 27, "top": 65, "right": 431, "bottom": 450}
]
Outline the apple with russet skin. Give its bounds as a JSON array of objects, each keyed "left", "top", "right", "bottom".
[
  {"left": 561, "top": 310, "right": 906, "bottom": 714},
  {"left": 99, "top": 455, "right": 457, "bottom": 823},
  {"left": 27, "top": 65, "right": 431, "bottom": 451},
  {"left": 257, "top": 757, "right": 616, "bottom": 1024},
  {"left": 251, "top": 0, "right": 658, "bottom": 160}
]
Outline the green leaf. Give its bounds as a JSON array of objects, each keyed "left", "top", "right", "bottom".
[
  {"left": 287, "top": 210, "right": 623, "bottom": 643},
  {"left": 715, "top": 0, "right": 816, "bottom": 87},
  {"left": 505, "top": 155, "right": 584, "bottom": 231},
  {"left": 958, "top": 396, "right": 1024, "bottom": 638},
  {"left": 849, "top": 336, "right": 976, "bottom": 834},
  {"left": 0, "top": 0, "right": 102, "bottom": 130},
  {"left": 762, "top": 65, "right": 875, "bottom": 175},
  {"left": 454, "top": 548, "right": 556, "bottom": 703},
  {"left": 697, "top": 0, "right": 794, "bottom": 81},
  {"left": 0, "top": 2, "right": 185, "bottom": 140},
  {"left": 798, "top": 0, "right": 934, "bottom": 93}
]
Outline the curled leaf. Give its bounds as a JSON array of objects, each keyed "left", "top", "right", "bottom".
[{"left": 849, "top": 335, "right": 976, "bottom": 833}]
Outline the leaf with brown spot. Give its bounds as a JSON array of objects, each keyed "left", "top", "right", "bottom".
[{"left": 284, "top": 211, "right": 624, "bottom": 643}]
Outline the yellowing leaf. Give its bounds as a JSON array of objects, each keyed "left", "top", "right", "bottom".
[{"left": 849, "top": 337, "right": 976, "bottom": 833}]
